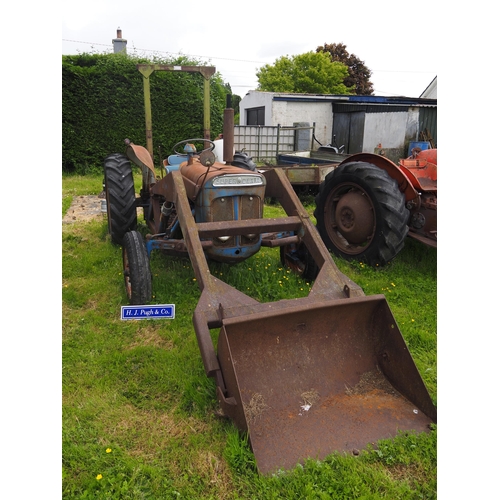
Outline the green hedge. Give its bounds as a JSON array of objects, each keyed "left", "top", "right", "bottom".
[{"left": 62, "top": 53, "right": 231, "bottom": 174}]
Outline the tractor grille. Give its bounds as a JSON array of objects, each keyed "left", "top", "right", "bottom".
[
  {"left": 240, "top": 195, "right": 261, "bottom": 244},
  {"left": 213, "top": 197, "right": 234, "bottom": 221},
  {"left": 240, "top": 195, "right": 260, "bottom": 220},
  {"left": 211, "top": 195, "right": 262, "bottom": 247}
]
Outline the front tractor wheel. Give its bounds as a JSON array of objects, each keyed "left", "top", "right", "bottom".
[
  {"left": 280, "top": 242, "right": 319, "bottom": 282},
  {"left": 314, "top": 162, "right": 409, "bottom": 267},
  {"left": 122, "top": 231, "right": 152, "bottom": 305},
  {"left": 104, "top": 153, "right": 137, "bottom": 245}
]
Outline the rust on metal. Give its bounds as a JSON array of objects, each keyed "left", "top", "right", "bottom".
[
  {"left": 119, "top": 63, "right": 437, "bottom": 475},
  {"left": 340, "top": 153, "right": 420, "bottom": 203},
  {"left": 126, "top": 142, "right": 155, "bottom": 174},
  {"left": 163, "top": 165, "right": 437, "bottom": 475},
  {"left": 223, "top": 105, "right": 234, "bottom": 163},
  {"left": 217, "top": 296, "right": 436, "bottom": 474}
]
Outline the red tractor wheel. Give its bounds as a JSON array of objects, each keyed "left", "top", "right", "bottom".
[{"left": 314, "top": 162, "right": 409, "bottom": 267}]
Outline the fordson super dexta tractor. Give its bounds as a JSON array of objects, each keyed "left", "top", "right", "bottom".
[{"left": 102, "top": 64, "right": 436, "bottom": 474}]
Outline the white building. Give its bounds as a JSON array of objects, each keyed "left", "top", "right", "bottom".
[{"left": 237, "top": 79, "right": 437, "bottom": 163}]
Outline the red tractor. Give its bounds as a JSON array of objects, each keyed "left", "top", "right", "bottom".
[{"left": 314, "top": 148, "right": 437, "bottom": 266}]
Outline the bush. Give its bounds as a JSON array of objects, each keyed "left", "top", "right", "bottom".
[{"left": 62, "top": 53, "right": 229, "bottom": 174}]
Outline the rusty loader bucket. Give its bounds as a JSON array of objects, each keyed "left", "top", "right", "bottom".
[
  {"left": 167, "top": 167, "right": 436, "bottom": 474},
  {"left": 217, "top": 297, "right": 436, "bottom": 473}
]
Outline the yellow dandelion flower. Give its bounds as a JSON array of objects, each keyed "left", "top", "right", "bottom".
[
  {"left": 96, "top": 474, "right": 103, "bottom": 480},
  {"left": 391, "top": 283, "right": 395, "bottom": 287},
  {"left": 106, "top": 448, "right": 112, "bottom": 453},
  {"left": 411, "top": 318, "right": 415, "bottom": 322}
]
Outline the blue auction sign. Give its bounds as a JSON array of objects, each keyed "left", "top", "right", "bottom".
[{"left": 121, "top": 305, "right": 175, "bottom": 320}]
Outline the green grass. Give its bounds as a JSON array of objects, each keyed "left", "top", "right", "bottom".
[{"left": 62, "top": 174, "right": 437, "bottom": 499}]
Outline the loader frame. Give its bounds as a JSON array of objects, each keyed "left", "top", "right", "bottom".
[{"left": 165, "top": 165, "right": 436, "bottom": 474}]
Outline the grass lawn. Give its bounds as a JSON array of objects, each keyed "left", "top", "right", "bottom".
[{"left": 62, "top": 173, "right": 437, "bottom": 499}]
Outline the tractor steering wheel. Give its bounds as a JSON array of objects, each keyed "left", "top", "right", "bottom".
[{"left": 173, "top": 138, "right": 216, "bottom": 156}]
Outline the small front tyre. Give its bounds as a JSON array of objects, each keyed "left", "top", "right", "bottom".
[
  {"left": 280, "top": 242, "right": 319, "bottom": 282},
  {"left": 122, "top": 231, "right": 152, "bottom": 305}
]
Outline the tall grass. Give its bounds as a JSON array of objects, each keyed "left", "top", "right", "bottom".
[{"left": 62, "top": 174, "right": 437, "bottom": 499}]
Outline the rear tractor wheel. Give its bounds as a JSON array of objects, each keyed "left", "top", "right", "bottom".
[
  {"left": 104, "top": 153, "right": 137, "bottom": 245},
  {"left": 314, "top": 162, "right": 409, "bottom": 267}
]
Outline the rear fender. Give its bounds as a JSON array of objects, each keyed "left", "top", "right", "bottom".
[
  {"left": 339, "top": 153, "right": 419, "bottom": 204},
  {"left": 125, "top": 143, "right": 156, "bottom": 177}
]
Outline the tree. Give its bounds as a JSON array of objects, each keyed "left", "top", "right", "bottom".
[
  {"left": 316, "top": 43, "right": 374, "bottom": 95},
  {"left": 256, "top": 52, "right": 354, "bottom": 94}
]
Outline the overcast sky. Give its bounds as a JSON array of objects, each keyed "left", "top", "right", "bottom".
[{"left": 62, "top": 0, "right": 437, "bottom": 99}]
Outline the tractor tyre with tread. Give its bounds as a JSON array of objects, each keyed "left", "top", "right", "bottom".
[
  {"left": 314, "top": 161, "right": 409, "bottom": 267},
  {"left": 122, "top": 230, "right": 152, "bottom": 305},
  {"left": 104, "top": 153, "right": 137, "bottom": 245}
]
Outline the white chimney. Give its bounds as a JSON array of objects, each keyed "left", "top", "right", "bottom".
[{"left": 112, "top": 28, "right": 127, "bottom": 54}]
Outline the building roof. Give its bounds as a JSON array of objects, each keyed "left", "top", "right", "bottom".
[
  {"left": 244, "top": 90, "right": 436, "bottom": 107},
  {"left": 420, "top": 76, "right": 437, "bottom": 99}
]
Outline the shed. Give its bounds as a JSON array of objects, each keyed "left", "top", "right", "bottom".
[{"left": 239, "top": 89, "right": 437, "bottom": 162}]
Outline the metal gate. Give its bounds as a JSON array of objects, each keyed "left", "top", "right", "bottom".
[{"left": 233, "top": 124, "right": 316, "bottom": 162}]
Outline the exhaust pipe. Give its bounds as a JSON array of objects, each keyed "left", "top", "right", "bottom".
[{"left": 223, "top": 94, "right": 234, "bottom": 163}]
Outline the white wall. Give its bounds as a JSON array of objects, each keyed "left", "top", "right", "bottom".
[
  {"left": 239, "top": 91, "right": 275, "bottom": 125},
  {"left": 271, "top": 101, "right": 332, "bottom": 147},
  {"left": 240, "top": 91, "right": 333, "bottom": 148}
]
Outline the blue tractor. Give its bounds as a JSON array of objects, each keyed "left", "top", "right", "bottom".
[
  {"left": 102, "top": 82, "right": 435, "bottom": 474},
  {"left": 103, "top": 136, "right": 319, "bottom": 305}
]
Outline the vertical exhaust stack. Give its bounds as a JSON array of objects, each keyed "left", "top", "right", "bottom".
[{"left": 223, "top": 94, "right": 234, "bottom": 163}]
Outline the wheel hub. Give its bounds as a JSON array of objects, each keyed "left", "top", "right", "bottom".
[{"left": 335, "top": 191, "right": 374, "bottom": 244}]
